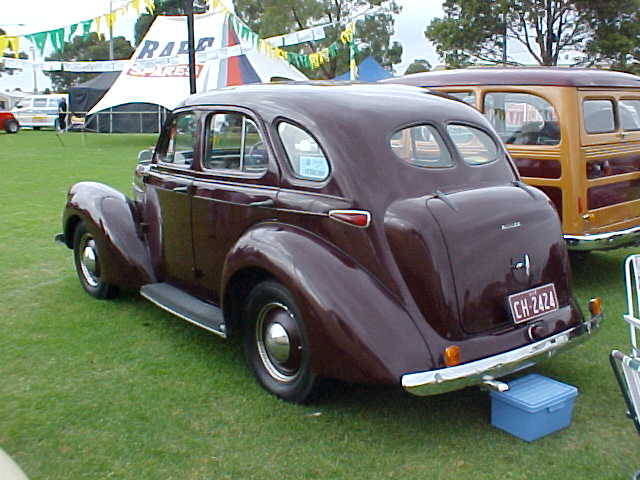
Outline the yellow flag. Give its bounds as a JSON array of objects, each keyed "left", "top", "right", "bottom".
[
  {"left": 105, "top": 12, "right": 116, "bottom": 28},
  {"left": 93, "top": 16, "right": 102, "bottom": 34}
]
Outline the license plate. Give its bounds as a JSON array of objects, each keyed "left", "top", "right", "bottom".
[{"left": 507, "top": 283, "right": 558, "bottom": 324}]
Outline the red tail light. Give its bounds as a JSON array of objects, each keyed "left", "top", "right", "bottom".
[{"left": 328, "top": 210, "right": 371, "bottom": 228}]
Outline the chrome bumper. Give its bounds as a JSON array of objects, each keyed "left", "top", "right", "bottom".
[
  {"left": 401, "top": 313, "right": 602, "bottom": 396},
  {"left": 565, "top": 226, "right": 640, "bottom": 251}
]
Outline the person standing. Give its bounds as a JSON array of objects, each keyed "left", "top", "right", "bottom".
[{"left": 58, "top": 97, "right": 67, "bottom": 132}]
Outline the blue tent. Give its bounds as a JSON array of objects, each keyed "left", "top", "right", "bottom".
[{"left": 333, "top": 56, "right": 392, "bottom": 81}]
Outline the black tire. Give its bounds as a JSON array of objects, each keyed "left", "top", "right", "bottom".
[
  {"left": 72, "top": 222, "right": 118, "bottom": 299},
  {"left": 33, "top": 126, "right": 41, "bottom": 131},
  {"left": 4, "top": 119, "right": 19, "bottom": 134},
  {"left": 243, "top": 281, "right": 319, "bottom": 403}
]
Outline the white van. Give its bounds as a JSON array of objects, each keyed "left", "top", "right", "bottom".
[{"left": 12, "top": 94, "right": 68, "bottom": 130}]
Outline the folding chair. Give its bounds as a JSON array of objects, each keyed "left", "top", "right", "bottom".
[{"left": 610, "top": 254, "right": 640, "bottom": 479}]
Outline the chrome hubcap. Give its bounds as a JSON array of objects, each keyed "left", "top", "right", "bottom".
[
  {"left": 256, "top": 302, "right": 302, "bottom": 383},
  {"left": 264, "top": 322, "right": 290, "bottom": 363},
  {"left": 78, "top": 234, "right": 100, "bottom": 287}
]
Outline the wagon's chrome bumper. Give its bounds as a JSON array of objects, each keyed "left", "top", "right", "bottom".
[
  {"left": 401, "top": 313, "right": 602, "bottom": 396},
  {"left": 565, "top": 226, "right": 640, "bottom": 251}
]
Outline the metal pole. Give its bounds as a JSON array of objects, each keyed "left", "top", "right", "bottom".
[
  {"left": 109, "top": 0, "right": 114, "bottom": 60},
  {"left": 502, "top": 10, "right": 507, "bottom": 66},
  {"left": 185, "top": 0, "right": 197, "bottom": 94},
  {"left": 30, "top": 46, "right": 38, "bottom": 94}
]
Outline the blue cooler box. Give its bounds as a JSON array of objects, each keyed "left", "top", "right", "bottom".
[{"left": 490, "top": 374, "right": 578, "bottom": 442}]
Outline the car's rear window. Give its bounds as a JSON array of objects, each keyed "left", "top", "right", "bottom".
[
  {"left": 390, "top": 125, "right": 453, "bottom": 168},
  {"left": 446, "top": 124, "right": 499, "bottom": 165}
]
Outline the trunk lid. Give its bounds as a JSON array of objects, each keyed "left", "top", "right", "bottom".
[{"left": 386, "top": 183, "right": 571, "bottom": 337}]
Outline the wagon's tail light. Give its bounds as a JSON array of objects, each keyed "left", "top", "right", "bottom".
[
  {"left": 589, "top": 297, "right": 602, "bottom": 316},
  {"left": 444, "top": 345, "right": 460, "bottom": 367},
  {"left": 328, "top": 210, "right": 371, "bottom": 228}
]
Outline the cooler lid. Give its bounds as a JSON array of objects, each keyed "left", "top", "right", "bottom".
[{"left": 490, "top": 374, "right": 578, "bottom": 413}]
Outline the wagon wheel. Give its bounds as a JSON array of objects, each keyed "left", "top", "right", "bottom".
[
  {"left": 243, "top": 281, "right": 319, "bottom": 403},
  {"left": 72, "top": 222, "right": 119, "bottom": 299}
]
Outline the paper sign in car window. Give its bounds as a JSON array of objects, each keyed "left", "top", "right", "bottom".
[{"left": 298, "top": 155, "right": 329, "bottom": 180}]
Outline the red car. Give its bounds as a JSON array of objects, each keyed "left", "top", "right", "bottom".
[
  {"left": 56, "top": 83, "right": 602, "bottom": 403},
  {"left": 0, "top": 111, "right": 19, "bottom": 133}
]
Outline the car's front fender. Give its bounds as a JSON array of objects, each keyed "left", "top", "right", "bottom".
[
  {"left": 222, "top": 222, "right": 434, "bottom": 386},
  {"left": 62, "top": 181, "right": 155, "bottom": 289}
]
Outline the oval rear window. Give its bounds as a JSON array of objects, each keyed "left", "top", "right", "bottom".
[
  {"left": 390, "top": 125, "right": 453, "bottom": 168},
  {"left": 446, "top": 124, "right": 499, "bottom": 165}
]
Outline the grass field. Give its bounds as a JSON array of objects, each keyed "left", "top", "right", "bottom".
[{"left": 1, "top": 130, "right": 638, "bottom": 479}]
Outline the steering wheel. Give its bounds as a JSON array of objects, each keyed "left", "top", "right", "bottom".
[{"left": 245, "top": 141, "right": 267, "bottom": 166}]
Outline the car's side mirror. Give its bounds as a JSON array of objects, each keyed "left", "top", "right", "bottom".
[{"left": 137, "top": 148, "right": 154, "bottom": 164}]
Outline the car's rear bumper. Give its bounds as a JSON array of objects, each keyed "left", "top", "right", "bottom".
[
  {"left": 401, "top": 312, "right": 602, "bottom": 396},
  {"left": 564, "top": 226, "right": 640, "bottom": 251}
]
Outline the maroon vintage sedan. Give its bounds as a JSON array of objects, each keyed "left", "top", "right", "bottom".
[{"left": 56, "top": 83, "right": 602, "bottom": 403}]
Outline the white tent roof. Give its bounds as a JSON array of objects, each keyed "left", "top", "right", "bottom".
[{"left": 90, "top": 12, "right": 306, "bottom": 114}]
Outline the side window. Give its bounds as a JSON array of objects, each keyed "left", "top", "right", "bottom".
[
  {"left": 278, "top": 122, "right": 329, "bottom": 180},
  {"left": 390, "top": 124, "right": 453, "bottom": 168},
  {"left": 159, "top": 112, "right": 196, "bottom": 166},
  {"left": 484, "top": 92, "right": 560, "bottom": 145},
  {"left": 583, "top": 99, "right": 615, "bottom": 134},
  {"left": 446, "top": 124, "right": 499, "bottom": 165},
  {"left": 204, "top": 113, "right": 267, "bottom": 173},
  {"left": 33, "top": 98, "right": 47, "bottom": 108},
  {"left": 620, "top": 99, "right": 640, "bottom": 132},
  {"left": 447, "top": 91, "right": 476, "bottom": 106}
]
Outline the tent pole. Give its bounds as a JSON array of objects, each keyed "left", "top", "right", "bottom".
[{"left": 185, "top": 1, "right": 197, "bottom": 94}]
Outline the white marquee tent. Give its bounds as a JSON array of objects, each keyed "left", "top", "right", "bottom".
[{"left": 89, "top": 11, "right": 307, "bottom": 115}]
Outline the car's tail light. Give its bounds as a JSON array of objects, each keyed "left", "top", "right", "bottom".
[
  {"left": 328, "top": 210, "right": 371, "bottom": 228},
  {"left": 444, "top": 345, "right": 460, "bottom": 367},
  {"left": 589, "top": 297, "right": 602, "bottom": 316}
]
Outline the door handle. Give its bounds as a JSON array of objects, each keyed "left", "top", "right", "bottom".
[
  {"left": 248, "top": 198, "right": 275, "bottom": 208},
  {"left": 173, "top": 186, "right": 189, "bottom": 193}
]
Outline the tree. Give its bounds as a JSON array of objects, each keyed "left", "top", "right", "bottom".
[
  {"left": 404, "top": 58, "right": 431, "bottom": 75},
  {"left": 425, "top": 0, "right": 596, "bottom": 67},
  {"left": 577, "top": 0, "right": 640, "bottom": 73},
  {"left": 45, "top": 33, "right": 134, "bottom": 91},
  {"left": 235, "top": 0, "right": 402, "bottom": 79}
]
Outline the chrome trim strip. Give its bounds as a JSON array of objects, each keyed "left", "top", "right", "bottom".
[
  {"left": 564, "top": 225, "right": 640, "bottom": 251},
  {"left": 401, "top": 314, "right": 602, "bottom": 396},
  {"left": 140, "top": 290, "right": 227, "bottom": 339}
]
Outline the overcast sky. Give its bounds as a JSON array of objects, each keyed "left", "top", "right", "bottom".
[{"left": 0, "top": 0, "right": 444, "bottom": 90}]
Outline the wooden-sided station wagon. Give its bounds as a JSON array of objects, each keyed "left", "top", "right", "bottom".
[
  {"left": 384, "top": 68, "right": 640, "bottom": 251},
  {"left": 56, "top": 83, "right": 602, "bottom": 403}
]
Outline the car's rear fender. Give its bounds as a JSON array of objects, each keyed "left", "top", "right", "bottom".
[
  {"left": 222, "top": 222, "right": 434, "bottom": 385},
  {"left": 63, "top": 181, "right": 155, "bottom": 289}
]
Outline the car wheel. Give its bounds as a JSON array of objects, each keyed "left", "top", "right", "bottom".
[
  {"left": 33, "top": 126, "right": 41, "bottom": 131},
  {"left": 72, "top": 222, "right": 118, "bottom": 299},
  {"left": 4, "top": 119, "right": 19, "bottom": 134},
  {"left": 243, "top": 281, "right": 319, "bottom": 403}
]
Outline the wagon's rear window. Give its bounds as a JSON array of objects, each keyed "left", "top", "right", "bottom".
[
  {"left": 447, "top": 124, "right": 499, "bottom": 165},
  {"left": 278, "top": 122, "right": 329, "bottom": 180},
  {"left": 390, "top": 125, "right": 453, "bottom": 168}
]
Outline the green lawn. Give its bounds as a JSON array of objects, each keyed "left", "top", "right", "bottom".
[{"left": 0, "top": 130, "right": 637, "bottom": 479}]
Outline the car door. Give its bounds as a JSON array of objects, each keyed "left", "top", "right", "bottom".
[
  {"left": 190, "top": 109, "right": 279, "bottom": 302},
  {"left": 143, "top": 110, "right": 199, "bottom": 289}
]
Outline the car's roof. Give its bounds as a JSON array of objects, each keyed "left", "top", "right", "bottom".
[
  {"left": 180, "top": 82, "right": 475, "bottom": 125},
  {"left": 381, "top": 67, "right": 640, "bottom": 88}
]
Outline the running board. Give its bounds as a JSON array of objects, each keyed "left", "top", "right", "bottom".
[{"left": 140, "top": 283, "right": 226, "bottom": 338}]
